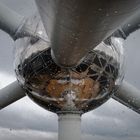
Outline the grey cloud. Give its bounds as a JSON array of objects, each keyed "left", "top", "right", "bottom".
[
  {"left": 0, "top": 31, "right": 15, "bottom": 75},
  {"left": 82, "top": 99, "right": 140, "bottom": 137},
  {"left": 0, "top": 128, "right": 57, "bottom": 140},
  {"left": 0, "top": 97, "right": 140, "bottom": 140},
  {"left": 83, "top": 134, "right": 140, "bottom": 140},
  {"left": 0, "top": 0, "right": 37, "bottom": 17},
  {"left": 0, "top": 128, "right": 140, "bottom": 140},
  {"left": 124, "top": 30, "right": 140, "bottom": 88},
  {"left": 0, "top": 97, "right": 58, "bottom": 132}
]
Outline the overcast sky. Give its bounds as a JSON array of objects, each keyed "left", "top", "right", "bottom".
[{"left": 0, "top": 0, "right": 140, "bottom": 140}]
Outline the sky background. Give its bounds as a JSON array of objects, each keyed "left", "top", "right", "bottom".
[{"left": 0, "top": 0, "right": 140, "bottom": 140}]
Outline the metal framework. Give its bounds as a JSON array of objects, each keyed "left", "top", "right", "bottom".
[{"left": 0, "top": 2, "right": 140, "bottom": 140}]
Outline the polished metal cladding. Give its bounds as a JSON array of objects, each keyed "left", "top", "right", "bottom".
[
  {"left": 113, "top": 81, "right": 140, "bottom": 114},
  {"left": 35, "top": 0, "right": 140, "bottom": 67},
  {"left": 14, "top": 36, "right": 124, "bottom": 113},
  {"left": 0, "top": 81, "right": 25, "bottom": 110},
  {"left": 14, "top": 14, "right": 124, "bottom": 114}
]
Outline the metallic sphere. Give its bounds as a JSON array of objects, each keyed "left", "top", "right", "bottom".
[
  {"left": 14, "top": 16, "right": 124, "bottom": 113},
  {"left": 14, "top": 37, "right": 124, "bottom": 114}
]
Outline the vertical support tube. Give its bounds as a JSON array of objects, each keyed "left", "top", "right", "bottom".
[{"left": 58, "top": 113, "right": 81, "bottom": 140}]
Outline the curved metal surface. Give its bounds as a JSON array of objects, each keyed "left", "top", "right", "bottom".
[
  {"left": 122, "top": 10, "right": 140, "bottom": 38},
  {"left": 36, "top": 0, "right": 140, "bottom": 67},
  {"left": 113, "top": 81, "right": 140, "bottom": 114},
  {"left": 0, "top": 81, "right": 26, "bottom": 110},
  {"left": 0, "top": 2, "right": 44, "bottom": 41},
  {"left": 0, "top": 2, "right": 24, "bottom": 40}
]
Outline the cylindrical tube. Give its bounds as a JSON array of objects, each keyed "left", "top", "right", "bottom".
[
  {"left": 121, "top": 10, "right": 140, "bottom": 38},
  {"left": 36, "top": 0, "right": 140, "bottom": 67},
  {"left": 113, "top": 81, "right": 140, "bottom": 114},
  {"left": 58, "top": 113, "right": 81, "bottom": 140},
  {"left": 0, "top": 81, "right": 26, "bottom": 110},
  {"left": 0, "top": 3, "right": 45, "bottom": 41},
  {"left": 0, "top": 3, "right": 24, "bottom": 40}
]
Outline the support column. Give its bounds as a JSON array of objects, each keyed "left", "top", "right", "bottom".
[{"left": 58, "top": 113, "right": 81, "bottom": 140}]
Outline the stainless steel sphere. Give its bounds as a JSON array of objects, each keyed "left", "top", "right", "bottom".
[{"left": 14, "top": 17, "right": 124, "bottom": 114}]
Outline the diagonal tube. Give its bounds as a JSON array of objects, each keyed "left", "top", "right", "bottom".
[
  {"left": 113, "top": 81, "right": 140, "bottom": 114},
  {"left": 0, "top": 2, "right": 45, "bottom": 41},
  {"left": 0, "top": 2, "right": 25, "bottom": 40},
  {"left": 121, "top": 10, "right": 140, "bottom": 38},
  {"left": 0, "top": 81, "right": 26, "bottom": 110}
]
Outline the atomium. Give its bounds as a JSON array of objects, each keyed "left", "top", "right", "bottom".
[{"left": 14, "top": 36, "right": 123, "bottom": 114}]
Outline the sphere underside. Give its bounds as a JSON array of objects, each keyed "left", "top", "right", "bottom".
[{"left": 16, "top": 47, "right": 119, "bottom": 113}]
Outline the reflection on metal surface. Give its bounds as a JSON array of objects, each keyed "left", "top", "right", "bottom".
[
  {"left": 14, "top": 15, "right": 124, "bottom": 114},
  {"left": 35, "top": 0, "right": 140, "bottom": 67},
  {"left": 14, "top": 38, "right": 123, "bottom": 113}
]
